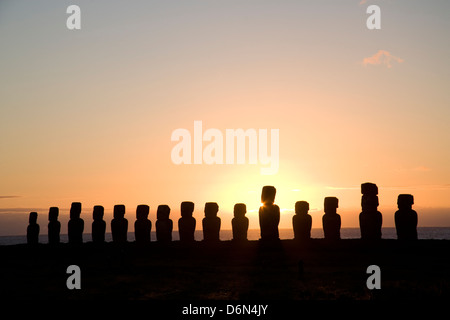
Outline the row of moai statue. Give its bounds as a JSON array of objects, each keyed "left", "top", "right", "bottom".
[
  {"left": 26, "top": 183, "right": 418, "bottom": 245},
  {"left": 359, "top": 182, "right": 417, "bottom": 240},
  {"left": 26, "top": 200, "right": 249, "bottom": 245},
  {"left": 258, "top": 185, "right": 342, "bottom": 241},
  {"left": 257, "top": 183, "right": 417, "bottom": 241}
]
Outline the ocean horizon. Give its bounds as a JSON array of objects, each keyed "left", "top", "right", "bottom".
[{"left": 2, "top": 227, "right": 450, "bottom": 246}]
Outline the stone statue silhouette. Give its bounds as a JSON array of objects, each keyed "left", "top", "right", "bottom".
[
  {"left": 232, "top": 203, "right": 249, "bottom": 241},
  {"left": 395, "top": 194, "right": 418, "bottom": 240},
  {"left": 92, "top": 205, "right": 106, "bottom": 243},
  {"left": 293, "top": 201, "right": 312, "bottom": 241},
  {"left": 259, "top": 186, "right": 280, "bottom": 241},
  {"left": 48, "top": 207, "right": 60, "bottom": 245},
  {"left": 156, "top": 205, "right": 172, "bottom": 243},
  {"left": 178, "top": 201, "right": 196, "bottom": 243},
  {"left": 359, "top": 183, "right": 382, "bottom": 240},
  {"left": 134, "top": 204, "right": 151, "bottom": 244},
  {"left": 322, "top": 197, "right": 341, "bottom": 240},
  {"left": 202, "top": 202, "right": 221, "bottom": 242},
  {"left": 111, "top": 204, "right": 128, "bottom": 243},
  {"left": 68, "top": 202, "right": 84, "bottom": 245},
  {"left": 27, "top": 211, "right": 39, "bottom": 245}
]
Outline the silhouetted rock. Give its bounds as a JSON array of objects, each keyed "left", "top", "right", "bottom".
[
  {"left": 68, "top": 202, "right": 84, "bottom": 245},
  {"left": 359, "top": 183, "right": 382, "bottom": 240},
  {"left": 202, "top": 202, "right": 221, "bottom": 242},
  {"left": 27, "top": 212, "right": 39, "bottom": 245},
  {"left": 178, "top": 201, "right": 196, "bottom": 242},
  {"left": 92, "top": 205, "right": 106, "bottom": 243},
  {"left": 322, "top": 197, "right": 341, "bottom": 240},
  {"left": 135, "top": 204, "right": 151, "bottom": 244},
  {"left": 156, "top": 205, "right": 172, "bottom": 243},
  {"left": 111, "top": 204, "right": 128, "bottom": 243},
  {"left": 395, "top": 194, "right": 418, "bottom": 240},
  {"left": 293, "top": 201, "right": 312, "bottom": 241},
  {"left": 232, "top": 203, "right": 249, "bottom": 241},
  {"left": 259, "top": 186, "right": 280, "bottom": 241},
  {"left": 48, "top": 207, "right": 60, "bottom": 245}
]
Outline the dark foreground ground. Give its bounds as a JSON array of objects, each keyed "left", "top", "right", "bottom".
[{"left": 1, "top": 239, "right": 449, "bottom": 301}]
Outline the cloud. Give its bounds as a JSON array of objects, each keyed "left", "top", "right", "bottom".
[
  {"left": 362, "top": 50, "right": 404, "bottom": 68},
  {"left": 326, "top": 186, "right": 359, "bottom": 190},
  {"left": 0, "top": 207, "right": 41, "bottom": 214},
  {"left": 0, "top": 195, "right": 21, "bottom": 199},
  {"left": 326, "top": 182, "right": 449, "bottom": 192},
  {"left": 383, "top": 184, "right": 450, "bottom": 191}
]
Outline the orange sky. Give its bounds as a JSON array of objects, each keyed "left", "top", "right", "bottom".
[{"left": 1, "top": 1, "right": 449, "bottom": 235}]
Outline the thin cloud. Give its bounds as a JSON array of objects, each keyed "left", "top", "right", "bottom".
[
  {"left": 362, "top": 50, "right": 404, "bottom": 68},
  {"left": 327, "top": 184, "right": 449, "bottom": 192},
  {"left": 0, "top": 207, "right": 44, "bottom": 214},
  {"left": 0, "top": 195, "right": 21, "bottom": 199},
  {"left": 383, "top": 185, "right": 450, "bottom": 191},
  {"left": 326, "top": 186, "right": 359, "bottom": 190}
]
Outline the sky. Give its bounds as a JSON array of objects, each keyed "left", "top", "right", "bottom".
[{"left": 1, "top": 0, "right": 450, "bottom": 236}]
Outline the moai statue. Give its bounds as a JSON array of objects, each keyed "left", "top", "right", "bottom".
[
  {"left": 322, "top": 197, "right": 341, "bottom": 240},
  {"left": 293, "top": 201, "right": 312, "bottom": 241},
  {"left": 395, "top": 194, "right": 418, "bottom": 240},
  {"left": 178, "top": 201, "right": 196, "bottom": 243},
  {"left": 359, "top": 183, "right": 383, "bottom": 240},
  {"left": 134, "top": 204, "right": 151, "bottom": 244},
  {"left": 48, "top": 207, "right": 61, "bottom": 245},
  {"left": 156, "top": 205, "right": 173, "bottom": 243},
  {"left": 111, "top": 204, "right": 128, "bottom": 243},
  {"left": 259, "top": 186, "right": 280, "bottom": 241},
  {"left": 202, "top": 202, "right": 221, "bottom": 242},
  {"left": 232, "top": 203, "right": 249, "bottom": 241},
  {"left": 92, "top": 205, "right": 106, "bottom": 243},
  {"left": 68, "top": 202, "right": 84, "bottom": 245},
  {"left": 27, "top": 212, "right": 40, "bottom": 245}
]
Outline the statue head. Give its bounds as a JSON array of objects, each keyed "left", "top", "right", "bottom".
[
  {"left": 295, "top": 201, "right": 309, "bottom": 215},
  {"left": 181, "top": 201, "right": 194, "bottom": 218},
  {"left": 157, "top": 205, "right": 171, "bottom": 220},
  {"left": 136, "top": 204, "right": 150, "bottom": 220},
  {"left": 233, "top": 203, "right": 247, "bottom": 218},
  {"left": 113, "top": 204, "right": 125, "bottom": 219},
  {"left": 70, "top": 202, "right": 82, "bottom": 219},
  {"left": 397, "top": 194, "right": 414, "bottom": 210},
  {"left": 29, "top": 211, "right": 38, "bottom": 224},
  {"left": 93, "top": 205, "right": 104, "bottom": 221},
  {"left": 261, "top": 186, "right": 276, "bottom": 205},
  {"left": 324, "top": 197, "right": 339, "bottom": 213},
  {"left": 49, "top": 207, "right": 59, "bottom": 221},
  {"left": 204, "top": 202, "right": 219, "bottom": 218},
  {"left": 361, "top": 194, "right": 379, "bottom": 210}
]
